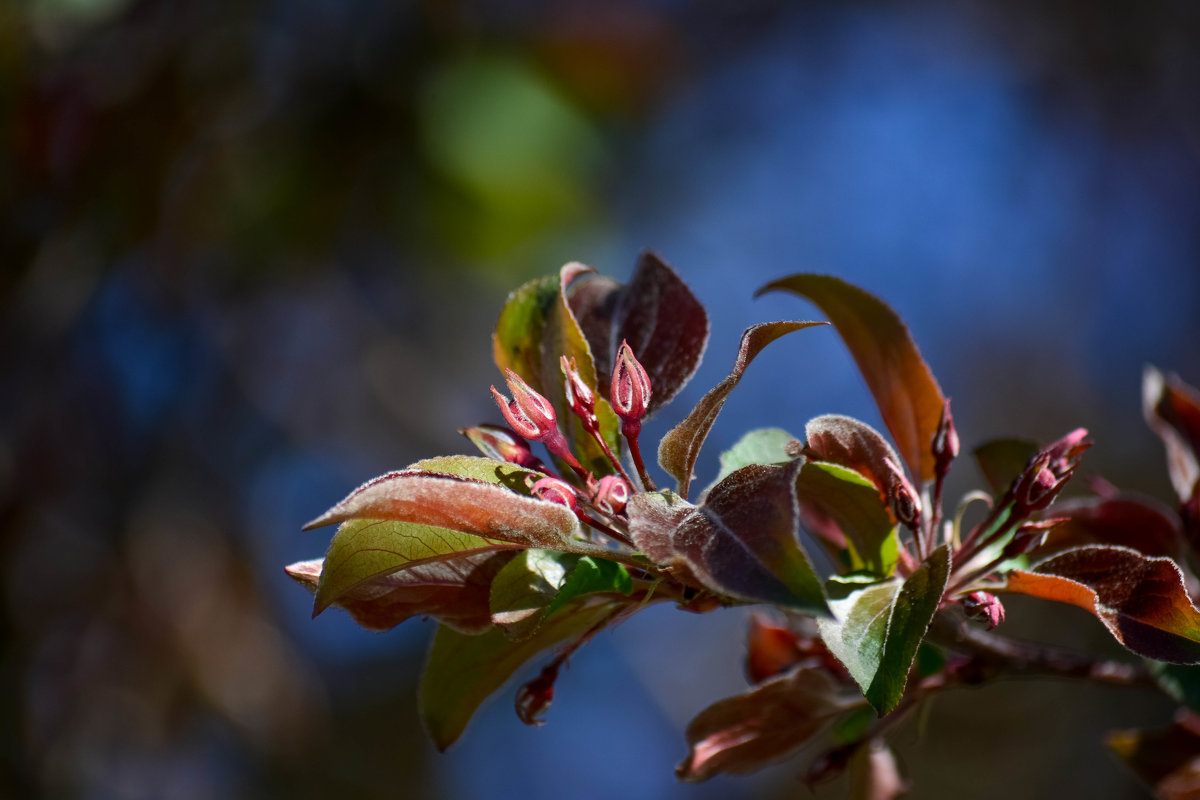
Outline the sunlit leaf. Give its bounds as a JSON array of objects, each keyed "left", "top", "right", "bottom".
[
  {"left": 1144, "top": 366, "right": 1200, "bottom": 503},
  {"left": 1005, "top": 545, "right": 1200, "bottom": 663},
  {"left": 626, "top": 489, "right": 695, "bottom": 568},
  {"left": 673, "top": 461, "right": 829, "bottom": 613},
  {"left": 818, "top": 546, "right": 950, "bottom": 714},
  {"left": 420, "top": 599, "right": 618, "bottom": 750},
  {"left": 972, "top": 438, "right": 1038, "bottom": 497},
  {"left": 756, "top": 274, "right": 945, "bottom": 482},
  {"left": 676, "top": 668, "right": 862, "bottom": 781},
  {"left": 493, "top": 273, "right": 559, "bottom": 397},
  {"left": 286, "top": 553, "right": 511, "bottom": 634},
  {"left": 489, "top": 549, "right": 573, "bottom": 639},
  {"left": 804, "top": 415, "right": 906, "bottom": 505},
  {"left": 659, "top": 322, "right": 824, "bottom": 499},
  {"left": 567, "top": 251, "right": 710, "bottom": 417},
  {"left": 545, "top": 556, "right": 632, "bottom": 617},
  {"left": 1031, "top": 495, "right": 1184, "bottom": 561},
  {"left": 1108, "top": 712, "right": 1200, "bottom": 800},
  {"left": 795, "top": 460, "right": 899, "bottom": 577},
  {"left": 711, "top": 427, "right": 799, "bottom": 488}
]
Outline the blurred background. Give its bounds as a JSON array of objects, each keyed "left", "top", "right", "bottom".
[{"left": 4, "top": 1, "right": 1200, "bottom": 798}]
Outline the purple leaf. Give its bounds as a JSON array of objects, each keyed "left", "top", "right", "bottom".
[
  {"left": 1030, "top": 495, "right": 1185, "bottom": 561},
  {"left": 804, "top": 415, "right": 907, "bottom": 509},
  {"left": 658, "top": 321, "right": 826, "bottom": 499}
]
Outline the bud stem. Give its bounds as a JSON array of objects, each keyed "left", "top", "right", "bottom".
[{"left": 622, "top": 420, "right": 657, "bottom": 491}]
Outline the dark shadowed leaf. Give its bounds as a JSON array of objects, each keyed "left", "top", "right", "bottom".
[
  {"left": 711, "top": 427, "right": 799, "bottom": 488},
  {"left": 804, "top": 415, "right": 906, "bottom": 505},
  {"left": 567, "top": 251, "right": 710, "bottom": 417},
  {"left": 1031, "top": 495, "right": 1184, "bottom": 561},
  {"left": 972, "top": 438, "right": 1039, "bottom": 497},
  {"left": 545, "top": 556, "right": 632, "bottom": 617},
  {"left": 818, "top": 546, "right": 950, "bottom": 714},
  {"left": 756, "top": 275, "right": 945, "bottom": 483},
  {"left": 286, "top": 553, "right": 512, "bottom": 634},
  {"left": 1005, "top": 545, "right": 1200, "bottom": 663},
  {"left": 795, "top": 461, "right": 898, "bottom": 577},
  {"left": 676, "top": 668, "right": 862, "bottom": 781},
  {"left": 1108, "top": 712, "right": 1200, "bottom": 800},
  {"left": 659, "top": 322, "right": 826, "bottom": 498},
  {"left": 1144, "top": 366, "right": 1200, "bottom": 502},
  {"left": 1150, "top": 662, "right": 1200, "bottom": 714},
  {"left": 672, "top": 461, "right": 829, "bottom": 614},
  {"left": 489, "top": 549, "right": 574, "bottom": 639},
  {"left": 420, "top": 599, "right": 618, "bottom": 750}
]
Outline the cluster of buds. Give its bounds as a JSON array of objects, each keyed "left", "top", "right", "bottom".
[
  {"left": 1010, "top": 428, "right": 1091, "bottom": 516},
  {"left": 962, "top": 591, "right": 1006, "bottom": 630}
]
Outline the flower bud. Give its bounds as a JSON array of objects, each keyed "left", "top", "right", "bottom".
[
  {"left": 491, "top": 369, "right": 558, "bottom": 442},
  {"left": 612, "top": 340, "right": 651, "bottom": 424},
  {"left": 591, "top": 474, "right": 631, "bottom": 516},
  {"left": 962, "top": 591, "right": 1005, "bottom": 630},
  {"left": 561, "top": 355, "right": 596, "bottom": 423},
  {"left": 884, "top": 457, "right": 922, "bottom": 530},
  {"left": 515, "top": 662, "right": 560, "bottom": 727},
  {"left": 932, "top": 399, "right": 960, "bottom": 473},
  {"left": 531, "top": 476, "right": 578, "bottom": 510},
  {"left": 1002, "top": 517, "right": 1065, "bottom": 558},
  {"left": 459, "top": 424, "right": 545, "bottom": 470}
]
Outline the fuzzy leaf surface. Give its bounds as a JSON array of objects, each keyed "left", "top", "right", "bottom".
[
  {"left": 1005, "top": 545, "right": 1200, "bottom": 663},
  {"left": 567, "top": 251, "right": 709, "bottom": 417},
  {"left": 757, "top": 274, "right": 945, "bottom": 482},
  {"left": 804, "top": 415, "right": 906, "bottom": 506},
  {"left": 659, "top": 321, "right": 825, "bottom": 498},
  {"left": 711, "top": 427, "right": 798, "bottom": 488},
  {"left": 676, "top": 668, "right": 860, "bottom": 781},
  {"left": 286, "top": 553, "right": 511, "bottom": 634},
  {"left": 420, "top": 600, "right": 616, "bottom": 750}
]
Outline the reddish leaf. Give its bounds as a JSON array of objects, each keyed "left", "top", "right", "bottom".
[
  {"left": 1005, "top": 545, "right": 1200, "bottom": 663},
  {"left": 1108, "top": 712, "right": 1200, "bottom": 799},
  {"left": 745, "top": 614, "right": 805, "bottom": 684},
  {"left": 567, "top": 251, "right": 710, "bottom": 417},
  {"left": 1031, "top": 495, "right": 1185, "bottom": 561},
  {"left": 285, "top": 553, "right": 511, "bottom": 634},
  {"left": 672, "top": 462, "right": 829, "bottom": 613},
  {"left": 757, "top": 275, "right": 945, "bottom": 483},
  {"left": 658, "top": 321, "right": 825, "bottom": 499},
  {"left": 676, "top": 667, "right": 860, "bottom": 781},
  {"left": 1145, "top": 366, "right": 1200, "bottom": 503},
  {"left": 625, "top": 489, "right": 695, "bottom": 568}
]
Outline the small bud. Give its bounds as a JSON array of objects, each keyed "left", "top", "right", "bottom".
[
  {"left": 560, "top": 356, "right": 596, "bottom": 423},
  {"left": 1002, "top": 518, "right": 1065, "bottom": 557},
  {"left": 515, "top": 662, "right": 560, "bottom": 727},
  {"left": 612, "top": 340, "right": 651, "bottom": 424},
  {"left": 884, "top": 457, "right": 922, "bottom": 529},
  {"left": 932, "top": 399, "right": 960, "bottom": 472},
  {"left": 962, "top": 591, "right": 1005, "bottom": 630},
  {"left": 532, "top": 476, "right": 578, "bottom": 510},
  {"left": 459, "top": 424, "right": 545, "bottom": 470},
  {"left": 491, "top": 369, "right": 558, "bottom": 442},
  {"left": 591, "top": 474, "right": 631, "bottom": 515}
]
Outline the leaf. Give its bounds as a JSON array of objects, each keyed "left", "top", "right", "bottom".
[
  {"left": 286, "top": 553, "right": 511, "bottom": 634},
  {"left": 658, "top": 322, "right": 825, "bottom": 498},
  {"left": 1031, "top": 495, "right": 1184, "bottom": 561},
  {"left": 1149, "top": 662, "right": 1200, "bottom": 714},
  {"left": 1108, "top": 713, "right": 1200, "bottom": 799},
  {"left": 420, "top": 599, "right": 617, "bottom": 750},
  {"left": 544, "top": 556, "right": 632, "bottom": 617},
  {"left": 672, "top": 461, "right": 829, "bottom": 614},
  {"left": 567, "top": 251, "right": 710, "bottom": 418},
  {"left": 676, "top": 668, "right": 861, "bottom": 781},
  {"left": 1005, "top": 545, "right": 1200, "bottom": 663},
  {"left": 818, "top": 546, "right": 951, "bottom": 714},
  {"left": 745, "top": 614, "right": 805, "bottom": 684},
  {"left": 489, "top": 549, "right": 573, "bottom": 639},
  {"left": 972, "top": 438, "right": 1039, "bottom": 497},
  {"left": 492, "top": 273, "right": 559, "bottom": 399},
  {"left": 803, "top": 415, "right": 907, "bottom": 505},
  {"left": 795, "top": 460, "right": 898, "bottom": 577},
  {"left": 625, "top": 489, "right": 696, "bottom": 568},
  {"left": 711, "top": 427, "right": 799, "bottom": 488},
  {"left": 756, "top": 274, "right": 945, "bottom": 483},
  {"left": 1144, "top": 366, "right": 1200, "bottom": 502}
]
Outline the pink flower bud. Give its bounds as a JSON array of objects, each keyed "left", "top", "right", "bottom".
[
  {"left": 1002, "top": 517, "right": 1066, "bottom": 558},
  {"left": 560, "top": 355, "right": 596, "bottom": 423},
  {"left": 932, "top": 399, "right": 959, "bottom": 471},
  {"left": 591, "top": 474, "right": 631, "bottom": 515},
  {"left": 515, "top": 662, "right": 559, "bottom": 727},
  {"left": 491, "top": 369, "right": 558, "bottom": 441},
  {"left": 884, "top": 457, "right": 922, "bottom": 529},
  {"left": 459, "top": 424, "right": 545, "bottom": 470},
  {"left": 962, "top": 591, "right": 1005, "bottom": 630},
  {"left": 531, "top": 476, "right": 578, "bottom": 510},
  {"left": 611, "top": 340, "right": 651, "bottom": 423}
]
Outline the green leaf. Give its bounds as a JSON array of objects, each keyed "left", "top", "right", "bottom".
[
  {"left": 675, "top": 668, "right": 862, "bottom": 781},
  {"left": 658, "top": 322, "right": 825, "bottom": 499},
  {"left": 1005, "top": 545, "right": 1200, "bottom": 663},
  {"left": 711, "top": 427, "right": 799, "bottom": 488},
  {"left": 818, "top": 546, "right": 950, "bottom": 714},
  {"left": 545, "top": 556, "right": 632, "bottom": 617},
  {"left": 673, "top": 461, "right": 829, "bottom": 614},
  {"left": 971, "top": 438, "right": 1038, "bottom": 497},
  {"left": 492, "top": 273, "right": 559, "bottom": 398},
  {"left": 832, "top": 705, "right": 877, "bottom": 746},
  {"left": 756, "top": 274, "right": 945, "bottom": 483},
  {"left": 795, "top": 460, "right": 899, "bottom": 577},
  {"left": 489, "top": 549, "right": 574, "bottom": 639},
  {"left": 1149, "top": 662, "right": 1200, "bottom": 714},
  {"left": 567, "top": 251, "right": 710, "bottom": 418},
  {"left": 420, "top": 600, "right": 617, "bottom": 750}
]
